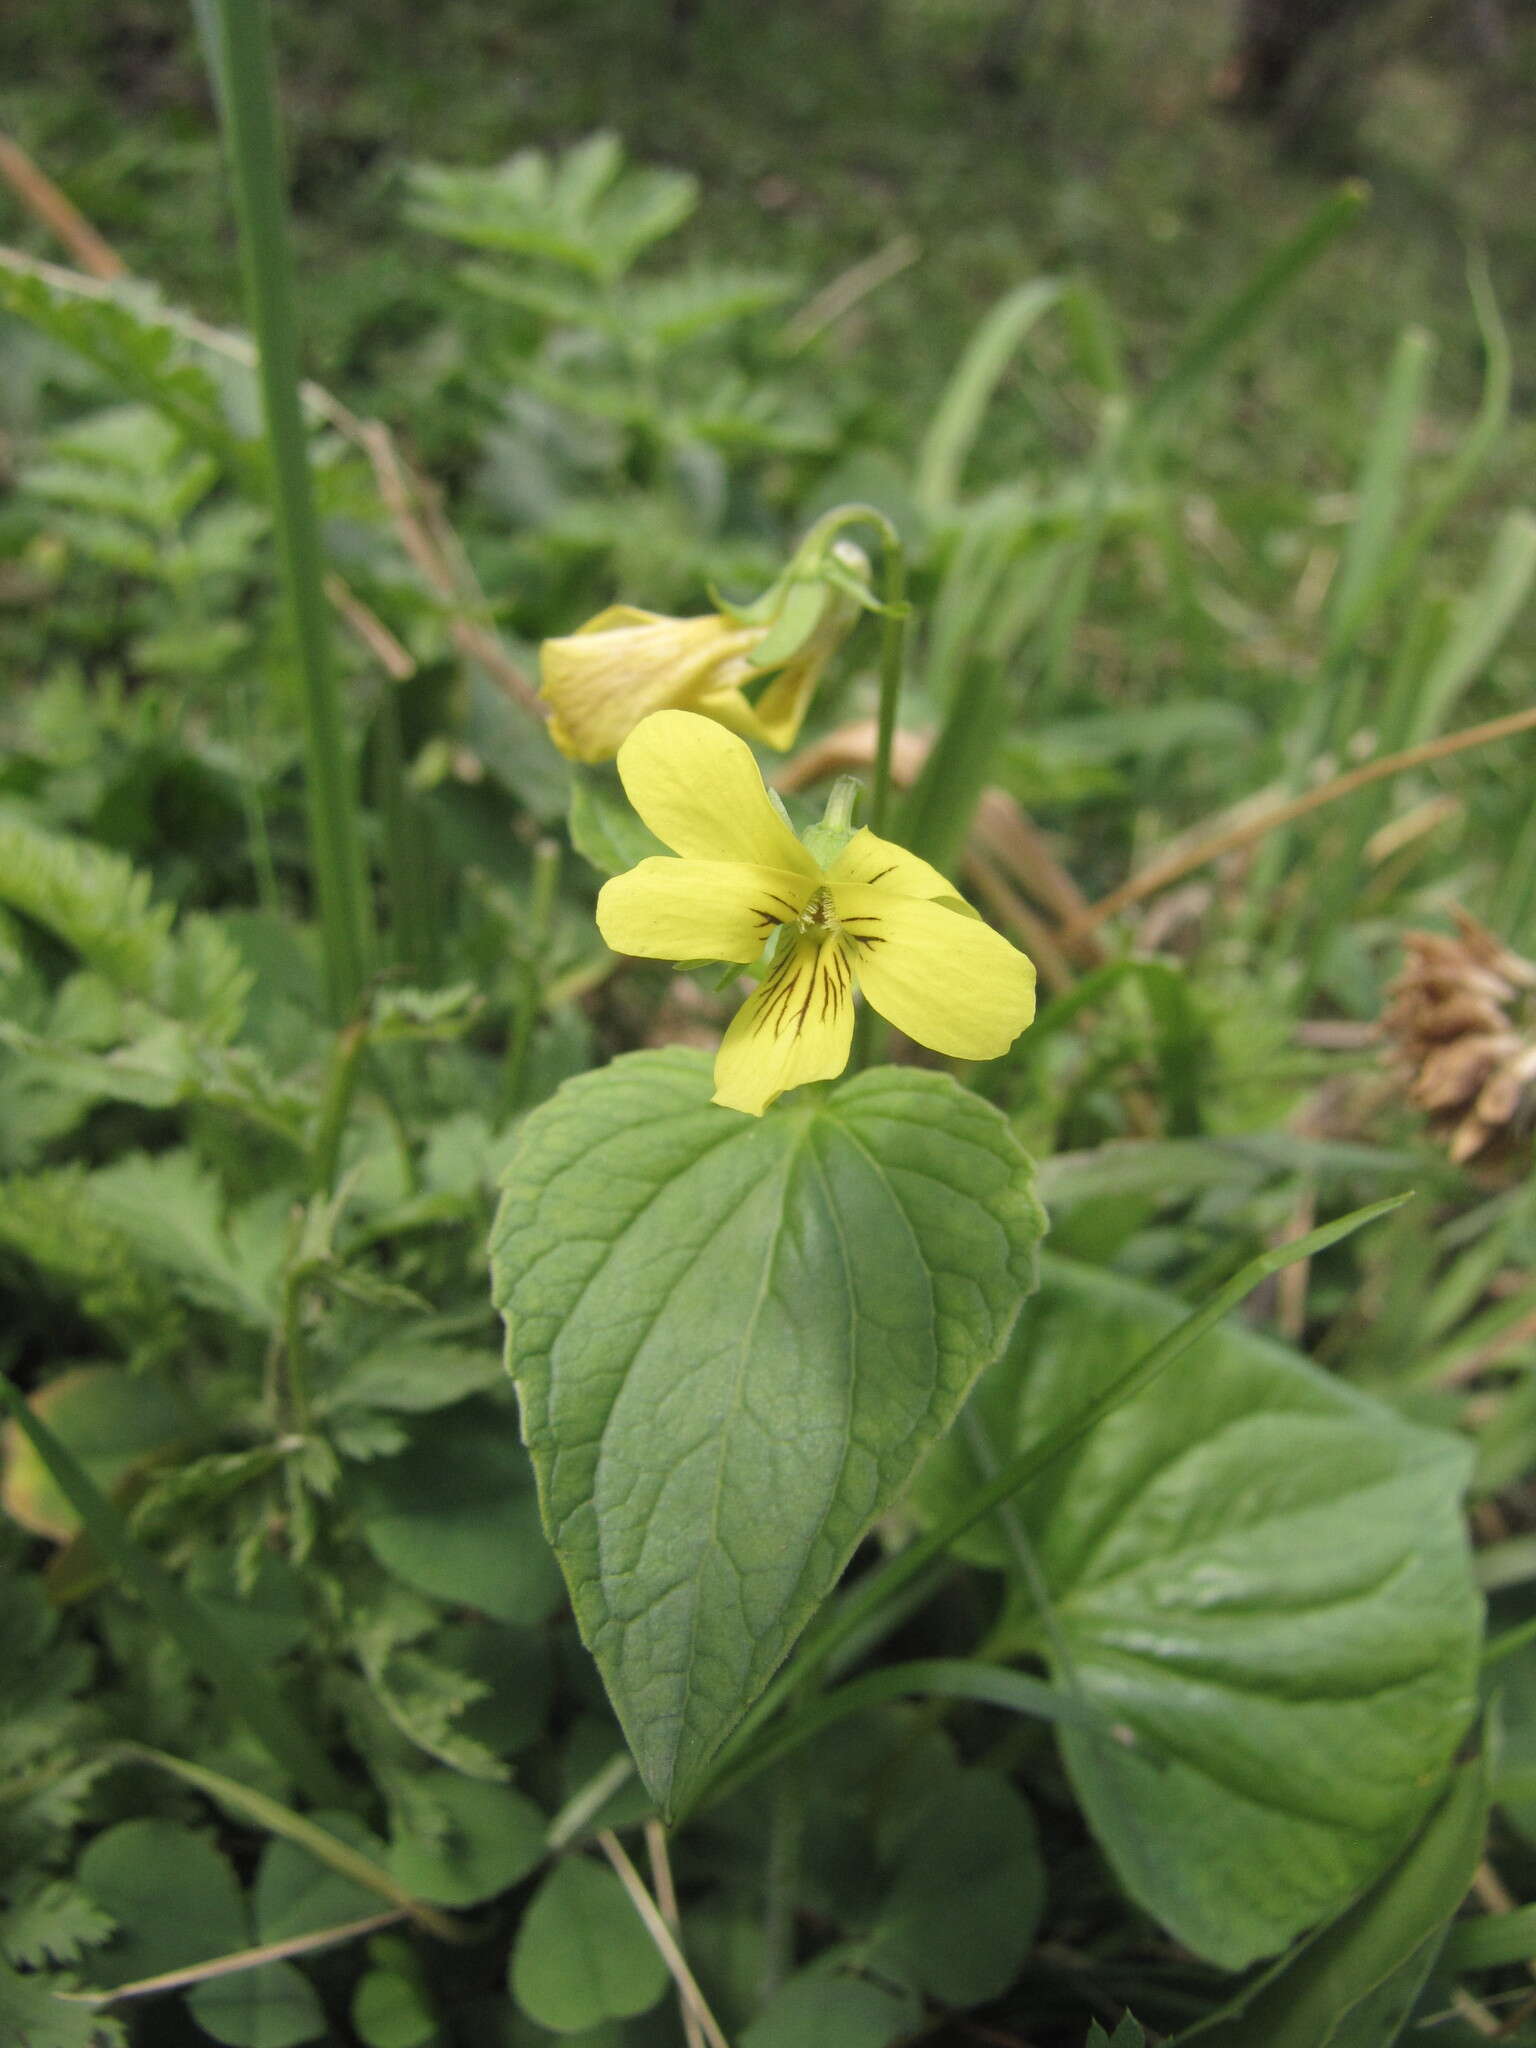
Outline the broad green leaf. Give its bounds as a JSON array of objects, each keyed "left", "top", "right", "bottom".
[
  {"left": 866, "top": 1767, "right": 1043, "bottom": 2005},
  {"left": 351, "top": 1936, "right": 438, "bottom": 2048},
  {"left": 253, "top": 1817, "right": 386, "bottom": 1943},
  {"left": 77, "top": 1820, "right": 246, "bottom": 1988},
  {"left": 508, "top": 1858, "right": 669, "bottom": 2033},
  {"left": 188, "top": 1963, "right": 327, "bottom": 2048},
  {"left": 352, "top": 1968, "right": 436, "bottom": 2048},
  {"left": 913, "top": 1255, "right": 1480, "bottom": 1968},
  {"left": 741, "top": 1968, "right": 921, "bottom": 2048},
  {"left": 1174, "top": 1752, "right": 1487, "bottom": 2045},
  {"left": 350, "top": 1397, "right": 564, "bottom": 1625},
  {"left": 491, "top": 1050, "right": 1044, "bottom": 1815},
  {"left": 186, "top": 1550, "right": 310, "bottom": 1665},
  {"left": 1, "top": 1366, "right": 190, "bottom": 1541},
  {"left": 384, "top": 1770, "right": 546, "bottom": 1907}
]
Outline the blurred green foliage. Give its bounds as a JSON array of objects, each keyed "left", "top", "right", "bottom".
[{"left": 2, "top": 4, "right": 1536, "bottom": 2044}]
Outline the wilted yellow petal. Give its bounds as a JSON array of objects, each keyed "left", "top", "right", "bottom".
[
  {"left": 616, "top": 712, "right": 819, "bottom": 875},
  {"left": 539, "top": 608, "right": 763, "bottom": 763},
  {"left": 712, "top": 935, "right": 856, "bottom": 1116},
  {"left": 825, "top": 827, "right": 957, "bottom": 901},
  {"left": 596, "top": 859, "right": 815, "bottom": 964},
  {"left": 836, "top": 885, "right": 1036, "bottom": 1060}
]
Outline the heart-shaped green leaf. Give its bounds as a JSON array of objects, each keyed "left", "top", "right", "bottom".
[
  {"left": 491, "top": 1050, "right": 1043, "bottom": 1815},
  {"left": 913, "top": 1254, "right": 1482, "bottom": 1968}
]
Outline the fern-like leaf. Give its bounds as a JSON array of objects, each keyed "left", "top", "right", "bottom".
[
  {"left": 0, "top": 812, "right": 173, "bottom": 997},
  {"left": 0, "top": 1955, "right": 126, "bottom": 2048},
  {"left": 0, "top": 265, "right": 254, "bottom": 479},
  {"left": 0, "top": 1882, "right": 116, "bottom": 1972}
]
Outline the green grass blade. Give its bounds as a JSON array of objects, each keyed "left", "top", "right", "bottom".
[
  {"left": 899, "top": 654, "right": 1014, "bottom": 877},
  {"left": 921, "top": 508, "right": 1018, "bottom": 711},
  {"left": 1434, "top": 1902, "right": 1536, "bottom": 1973},
  {"left": 1059, "top": 275, "right": 1129, "bottom": 397},
  {"left": 914, "top": 278, "right": 1064, "bottom": 520},
  {"left": 108, "top": 1743, "right": 466, "bottom": 1942},
  {"left": 1036, "top": 396, "right": 1128, "bottom": 698},
  {"left": 1324, "top": 325, "right": 1435, "bottom": 668},
  {"left": 204, "top": 0, "right": 373, "bottom": 1018},
  {"left": 902, "top": 535, "right": 1062, "bottom": 872},
  {"left": 1407, "top": 507, "right": 1536, "bottom": 744},
  {"left": 0, "top": 1372, "right": 347, "bottom": 1805},
  {"left": 1135, "top": 183, "right": 1367, "bottom": 443},
  {"left": 705, "top": 1657, "right": 1117, "bottom": 1809},
  {"left": 1376, "top": 245, "right": 1512, "bottom": 614},
  {"left": 1494, "top": 794, "right": 1536, "bottom": 947}
]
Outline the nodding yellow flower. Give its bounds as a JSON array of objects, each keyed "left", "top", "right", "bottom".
[
  {"left": 596, "top": 711, "right": 1038, "bottom": 1116},
  {"left": 539, "top": 555, "right": 863, "bottom": 764}
]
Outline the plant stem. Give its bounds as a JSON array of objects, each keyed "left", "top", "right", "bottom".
[
  {"left": 204, "top": 0, "right": 372, "bottom": 1018},
  {"left": 311, "top": 1018, "right": 369, "bottom": 1195},
  {"left": 869, "top": 534, "right": 908, "bottom": 839},
  {"left": 597, "top": 1831, "right": 733, "bottom": 2048},
  {"left": 503, "top": 837, "right": 562, "bottom": 1119}
]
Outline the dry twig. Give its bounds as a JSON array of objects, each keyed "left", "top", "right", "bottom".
[
  {"left": 596, "top": 1831, "right": 731, "bottom": 2048},
  {"left": 1063, "top": 702, "right": 1536, "bottom": 943},
  {"left": 0, "top": 131, "right": 126, "bottom": 280}
]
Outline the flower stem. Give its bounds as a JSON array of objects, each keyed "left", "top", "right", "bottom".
[
  {"left": 869, "top": 534, "right": 908, "bottom": 839},
  {"left": 203, "top": 0, "right": 373, "bottom": 1019}
]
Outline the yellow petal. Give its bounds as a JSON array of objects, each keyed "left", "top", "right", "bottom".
[
  {"left": 825, "top": 827, "right": 957, "bottom": 901},
  {"left": 539, "top": 609, "right": 762, "bottom": 763},
  {"left": 596, "top": 859, "right": 815, "bottom": 964},
  {"left": 615, "top": 711, "right": 819, "bottom": 875},
  {"left": 835, "top": 885, "right": 1036, "bottom": 1060},
  {"left": 712, "top": 935, "right": 856, "bottom": 1116}
]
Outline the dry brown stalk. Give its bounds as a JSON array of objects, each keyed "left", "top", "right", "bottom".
[
  {"left": 1063, "top": 702, "right": 1536, "bottom": 943},
  {"left": 356, "top": 421, "right": 543, "bottom": 715},
  {"left": 0, "top": 131, "right": 127, "bottom": 280},
  {"left": 781, "top": 233, "right": 921, "bottom": 351},
  {"left": 596, "top": 1831, "right": 731, "bottom": 2048},
  {"left": 57, "top": 1910, "right": 405, "bottom": 2006},
  {"left": 324, "top": 572, "right": 416, "bottom": 681},
  {"left": 645, "top": 1818, "right": 706, "bottom": 2048}
]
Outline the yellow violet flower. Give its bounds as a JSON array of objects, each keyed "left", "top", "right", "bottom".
[
  {"left": 539, "top": 547, "right": 865, "bottom": 763},
  {"left": 596, "top": 711, "right": 1038, "bottom": 1116}
]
